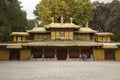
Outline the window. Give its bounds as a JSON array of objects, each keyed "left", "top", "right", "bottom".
[
  {"left": 17, "top": 36, "right": 21, "bottom": 42},
  {"left": 60, "top": 31, "right": 65, "bottom": 36},
  {"left": 103, "top": 36, "right": 106, "bottom": 42}
]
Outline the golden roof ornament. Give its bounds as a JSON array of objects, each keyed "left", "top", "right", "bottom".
[
  {"left": 61, "top": 16, "right": 64, "bottom": 23},
  {"left": 86, "top": 22, "right": 89, "bottom": 28},
  {"left": 52, "top": 17, "right": 54, "bottom": 23},
  {"left": 35, "top": 22, "right": 38, "bottom": 28},
  {"left": 70, "top": 17, "right": 73, "bottom": 23}
]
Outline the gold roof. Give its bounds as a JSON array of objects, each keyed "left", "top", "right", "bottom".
[
  {"left": 96, "top": 32, "right": 114, "bottom": 36},
  {"left": 103, "top": 43, "right": 118, "bottom": 49},
  {"left": 10, "top": 32, "right": 29, "bottom": 36},
  {"left": 27, "top": 23, "right": 49, "bottom": 33},
  {"left": 75, "top": 27, "right": 97, "bottom": 33},
  {"left": 27, "top": 27, "right": 49, "bottom": 33},
  {"left": 7, "top": 45, "right": 22, "bottom": 49},
  {"left": 45, "top": 23, "right": 80, "bottom": 29}
]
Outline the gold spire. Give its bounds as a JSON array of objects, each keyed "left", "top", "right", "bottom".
[
  {"left": 52, "top": 17, "right": 54, "bottom": 23},
  {"left": 86, "top": 22, "right": 89, "bottom": 28},
  {"left": 35, "top": 22, "right": 38, "bottom": 28},
  {"left": 70, "top": 17, "right": 73, "bottom": 23},
  {"left": 61, "top": 16, "right": 64, "bottom": 23}
]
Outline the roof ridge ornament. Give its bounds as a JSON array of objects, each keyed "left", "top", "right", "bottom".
[
  {"left": 52, "top": 17, "right": 54, "bottom": 23},
  {"left": 86, "top": 22, "right": 89, "bottom": 28},
  {"left": 35, "top": 22, "right": 38, "bottom": 28},
  {"left": 61, "top": 16, "right": 64, "bottom": 23},
  {"left": 70, "top": 17, "right": 73, "bottom": 23}
]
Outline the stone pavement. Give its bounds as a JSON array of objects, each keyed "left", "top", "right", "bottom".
[{"left": 0, "top": 61, "right": 120, "bottom": 80}]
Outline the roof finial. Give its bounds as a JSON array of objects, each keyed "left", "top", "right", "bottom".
[
  {"left": 52, "top": 17, "right": 54, "bottom": 23},
  {"left": 35, "top": 22, "right": 38, "bottom": 28},
  {"left": 86, "top": 22, "right": 89, "bottom": 28},
  {"left": 61, "top": 16, "right": 64, "bottom": 23},
  {"left": 70, "top": 17, "right": 73, "bottom": 23}
]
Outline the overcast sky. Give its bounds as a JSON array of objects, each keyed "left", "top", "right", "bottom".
[{"left": 18, "top": 0, "right": 113, "bottom": 19}]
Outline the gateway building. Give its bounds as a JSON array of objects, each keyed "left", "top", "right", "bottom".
[{"left": 0, "top": 18, "right": 120, "bottom": 61}]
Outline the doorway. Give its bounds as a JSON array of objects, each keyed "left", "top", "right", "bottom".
[
  {"left": 105, "top": 49, "right": 115, "bottom": 60},
  {"left": 32, "top": 48, "right": 43, "bottom": 58},
  {"left": 81, "top": 49, "right": 91, "bottom": 58},
  {"left": 69, "top": 49, "right": 79, "bottom": 58},
  {"left": 57, "top": 49, "right": 67, "bottom": 60},
  {"left": 10, "top": 50, "right": 20, "bottom": 60},
  {"left": 44, "top": 49, "right": 55, "bottom": 58}
]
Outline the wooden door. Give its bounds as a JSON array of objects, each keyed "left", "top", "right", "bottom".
[
  {"left": 69, "top": 49, "right": 79, "bottom": 58},
  {"left": 105, "top": 50, "right": 115, "bottom": 60},
  {"left": 81, "top": 49, "right": 91, "bottom": 58},
  {"left": 44, "top": 49, "right": 55, "bottom": 58},
  {"left": 10, "top": 50, "right": 20, "bottom": 60},
  {"left": 33, "top": 49, "right": 43, "bottom": 58},
  {"left": 57, "top": 49, "right": 67, "bottom": 60}
]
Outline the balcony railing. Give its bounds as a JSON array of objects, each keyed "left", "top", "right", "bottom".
[{"left": 21, "top": 40, "right": 103, "bottom": 47}]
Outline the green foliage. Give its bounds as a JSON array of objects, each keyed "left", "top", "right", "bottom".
[
  {"left": 105, "top": 0, "right": 120, "bottom": 32},
  {"left": 0, "top": 0, "right": 27, "bottom": 42},
  {"left": 90, "top": 1, "right": 110, "bottom": 31},
  {"left": 34, "top": 0, "right": 94, "bottom": 25},
  {"left": 90, "top": 0, "right": 120, "bottom": 41},
  {"left": 105, "top": 0, "right": 120, "bottom": 41},
  {"left": 27, "top": 19, "right": 42, "bottom": 30},
  {"left": 111, "top": 34, "right": 120, "bottom": 42}
]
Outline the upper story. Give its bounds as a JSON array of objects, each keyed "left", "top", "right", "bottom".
[
  {"left": 10, "top": 17, "right": 114, "bottom": 43},
  {"left": 95, "top": 33, "right": 114, "bottom": 42}
]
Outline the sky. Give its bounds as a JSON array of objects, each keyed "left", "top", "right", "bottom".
[{"left": 18, "top": 0, "right": 113, "bottom": 19}]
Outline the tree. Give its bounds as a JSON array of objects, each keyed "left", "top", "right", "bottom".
[
  {"left": 0, "top": 0, "right": 27, "bottom": 42},
  {"left": 105, "top": 0, "right": 120, "bottom": 33},
  {"left": 90, "top": 1, "right": 110, "bottom": 32},
  {"left": 7, "top": 0, "right": 27, "bottom": 32},
  {"left": 105, "top": 0, "right": 120, "bottom": 41},
  {"left": 27, "top": 19, "right": 43, "bottom": 30},
  {"left": 90, "top": 0, "right": 120, "bottom": 41},
  {"left": 34, "top": 0, "right": 94, "bottom": 25}
]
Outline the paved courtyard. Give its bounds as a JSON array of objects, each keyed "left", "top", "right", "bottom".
[{"left": 0, "top": 61, "right": 120, "bottom": 80}]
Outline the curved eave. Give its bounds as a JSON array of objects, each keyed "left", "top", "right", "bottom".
[
  {"left": 74, "top": 31, "right": 97, "bottom": 33},
  {"left": 102, "top": 45, "right": 118, "bottom": 49},
  {"left": 45, "top": 23, "right": 80, "bottom": 29},
  {"left": 7, "top": 45, "right": 22, "bottom": 49},
  {"left": 102, "top": 43, "right": 118, "bottom": 49},
  {"left": 96, "top": 33, "right": 114, "bottom": 36},
  {"left": 11, "top": 34, "right": 29, "bottom": 36},
  {"left": 45, "top": 27, "right": 80, "bottom": 29},
  {"left": 28, "top": 31, "right": 50, "bottom": 34},
  {"left": 10, "top": 33, "right": 29, "bottom": 36}
]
